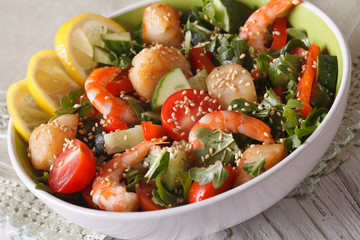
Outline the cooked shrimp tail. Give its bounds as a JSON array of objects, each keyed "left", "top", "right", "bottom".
[
  {"left": 188, "top": 111, "right": 274, "bottom": 149},
  {"left": 85, "top": 67, "right": 138, "bottom": 128},
  {"left": 239, "top": 0, "right": 301, "bottom": 50},
  {"left": 91, "top": 138, "right": 166, "bottom": 212}
]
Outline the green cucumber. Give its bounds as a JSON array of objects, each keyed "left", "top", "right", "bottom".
[
  {"left": 101, "top": 32, "right": 132, "bottom": 55},
  {"left": 317, "top": 54, "right": 338, "bottom": 94},
  {"left": 140, "top": 111, "right": 162, "bottom": 125},
  {"left": 207, "top": 0, "right": 244, "bottom": 33},
  {"left": 150, "top": 67, "right": 191, "bottom": 111},
  {"left": 310, "top": 82, "right": 333, "bottom": 108},
  {"left": 162, "top": 149, "right": 190, "bottom": 191},
  {"left": 93, "top": 46, "right": 117, "bottom": 65},
  {"left": 187, "top": 68, "right": 208, "bottom": 91},
  {"left": 184, "top": 30, "right": 192, "bottom": 56},
  {"left": 104, "top": 126, "right": 144, "bottom": 154},
  {"left": 145, "top": 145, "right": 190, "bottom": 191}
]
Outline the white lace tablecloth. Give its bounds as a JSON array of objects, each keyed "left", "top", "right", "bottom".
[{"left": 1, "top": 0, "right": 359, "bottom": 239}]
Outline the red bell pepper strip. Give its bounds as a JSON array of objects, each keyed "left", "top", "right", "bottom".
[
  {"left": 105, "top": 68, "right": 134, "bottom": 96},
  {"left": 141, "top": 121, "right": 168, "bottom": 141},
  {"left": 189, "top": 47, "right": 215, "bottom": 73},
  {"left": 270, "top": 17, "right": 288, "bottom": 51},
  {"left": 296, "top": 43, "right": 321, "bottom": 117}
]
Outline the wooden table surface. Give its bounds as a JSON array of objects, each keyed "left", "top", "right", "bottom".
[{"left": 1, "top": 0, "right": 359, "bottom": 239}]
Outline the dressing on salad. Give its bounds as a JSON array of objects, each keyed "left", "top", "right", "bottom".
[{"left": 25, "top": 0, "right": 338, "bottom": 212}]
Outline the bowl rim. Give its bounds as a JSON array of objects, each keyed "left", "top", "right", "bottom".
[{"left": 7, "top": 0, "right": 352, "bottom": 221}]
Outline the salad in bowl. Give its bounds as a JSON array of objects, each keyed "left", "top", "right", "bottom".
[{"left": 7, "top": 0, "right": 350, "bottom": 238}]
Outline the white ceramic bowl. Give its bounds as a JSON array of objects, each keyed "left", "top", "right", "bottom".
[{"left": 7, "top": 0, "right": 351, "bottom": 239}]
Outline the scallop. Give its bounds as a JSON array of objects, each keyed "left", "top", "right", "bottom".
[
  {"left": 28, "top": 114, "right": 78, "bottom": 170},
  {"left": 206, "top": 63, "right": 257, "bottom": 109},
  {"left": 142, "top": 3, "right": 184, "bottom": 48},
  {"left": 129, "top": 45, "right": 192, "bottom": 100},
  {"left": 234, "top": 144, "right": 288, "bottom": 187}
]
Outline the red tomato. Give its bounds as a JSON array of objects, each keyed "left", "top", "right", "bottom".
[
  {"left": 161, "top": 89, "right": 221, "bottom": 141},
  {"left": 49, "top": 139, "right": 96, "bottom": 194},
  {"left": 102, "top": 115, "right": 128, "bottom": 133},
  {"left": 135, "top": 179, "right": 166, "bottom": 211},
  {"left": 141, "top": 121, "right": 168, "bottom": 141},
  {"left": 188, "top": 165, "right": 237, "bottom": 203},
  {"left": 105, "top": 68, "right": 134, "bottom": 96},
  {"left": 189, "top": 47, "right": 215, "bottom": 73},
  {"left": 270, "top": 17, "right": 287, "bottom": 51},
  {"left": 81, "top": 180, "right": 99, "bottom": 209}
]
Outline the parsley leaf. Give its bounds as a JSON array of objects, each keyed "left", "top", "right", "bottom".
[
  {"left": 192, "top": 128, "right": 240, "bottom": 166},
  {"left": 189, "top": 161, "right": 228, "bottom": 189},
  {"left": 145, "top": 151, "right": 170, "bottom": 181},
  {"left": 243, "top": 155, "right": 266, "bottom": 178},
  {"left": 177, "top": 171, "right": 192, "bottom": 201},
  {"left": 152, "top": 172, "right": 179, "bottom": 208}
]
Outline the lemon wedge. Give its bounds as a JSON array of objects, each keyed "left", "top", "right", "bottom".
[
  {"left": 7, "top": 79, "right": 52, "bottom": 142},
  {"left": 55, "top": 13, "right": 126, "bottom": 85},
  {"left": 27, "top": 49, "right": 80, "bottom": 116}
]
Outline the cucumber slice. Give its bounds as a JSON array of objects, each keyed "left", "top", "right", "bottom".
[
  {"left": 145, "top": 145, "right": 190, "bottom": 191},
  {"left": 93, "top": 46, "right": 117, "bottom": 65},
  {"left": 104, "top": 126, "right": 144, "bottom": 154},
  {"left": 310, "top": 82, "right": 333, "bottom": 108},
  {"left": 150, "top": 67, "right": 191, "bottom": 111},
  {"left": 141, "top": 111, "right": 162, "bottom": 125},
  {"left": 184, "top": 30, "right": 192, "bottom": 56},
  {"left": 101, "top": 32, "right": 132, "bottom": 55},
  {"left": 209, "top": 0, "right": 244, "bottom": 33},
  {"left": 188, "top": 69, "right": 208, "bottom": 91},
  {"left": 317, "top": 54, "right": 338, "bottom": 94},
  {"left": 162, "top": 149, "right": 190, "bottom": 191}
]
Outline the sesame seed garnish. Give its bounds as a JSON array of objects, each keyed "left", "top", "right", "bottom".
[{"left": 264, "top": 132, "right": 269, "bottom": 137}]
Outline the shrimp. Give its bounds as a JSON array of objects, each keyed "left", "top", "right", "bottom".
[
  {"left": 142, "top": 3, "right": 184, "bottom": 48},
  {"left": 85, "top": 67, "right": 138, "bottom": 128},
  {"left": 91, "top": 138, "right": 166, "bottom": 212},
  {"left": 239, "top": 0, "right": 301, "bottom": 51},
  {"left": 129, "top": 45, "right": 192, "bottom": 100},
  {"left": 188, "top": 111, "right": 275, "bottom": 149}
]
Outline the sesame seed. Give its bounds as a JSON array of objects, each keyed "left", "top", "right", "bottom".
[{"left": 264, "top": 132, "right": 269, "bottom": 137}]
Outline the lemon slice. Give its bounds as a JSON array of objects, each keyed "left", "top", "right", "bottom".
[
  {"left": 7, "top": 79, "right": 52, "bottom": 142},
  {"left": 55, "top": 13, "right": 126, "bottom": 85},
  {"left": 27, "top": 49, "right": 80, "bottom": 116}
]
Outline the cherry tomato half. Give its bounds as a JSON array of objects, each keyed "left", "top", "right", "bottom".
[
  {"left": 135, "top": 179, "right": 166, "bottom": 211},
  {"left": 188, "top": 165, "right": 237, "bottom": 203},
  {"left": 81, "top": 180, "right": 99, "bottom": 209},
  {"left": 161, "top": 89, "right": 221, "bottom": 141},
  {"left": 49, "top": 139, "right": 96, "bottom": 194},
  {"left": 141, "top": 121, "right": 168, "bottom": 141}
]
